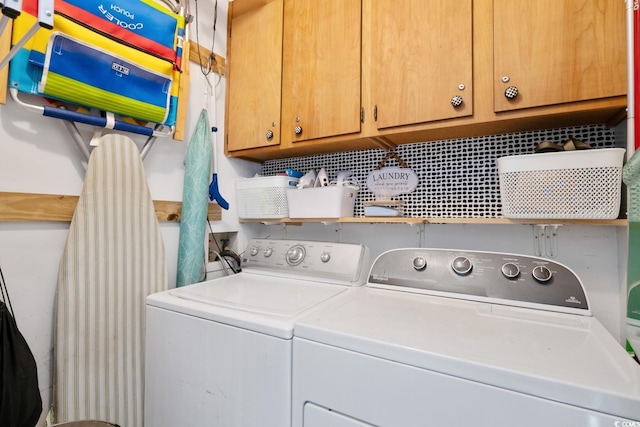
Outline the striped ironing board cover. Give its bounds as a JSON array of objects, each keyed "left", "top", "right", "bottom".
[{"left": 54, "top": 134, "right": 168, "bottom": 426}]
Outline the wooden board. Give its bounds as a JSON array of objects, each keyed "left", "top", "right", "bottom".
[{"left": 0, "top": 191, "right": 222, "bottom": 222}]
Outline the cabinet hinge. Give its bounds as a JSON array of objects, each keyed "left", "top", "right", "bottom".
[
  {"left": 374, "top": 105, "right": 378, "bottom": 122},
  {"left": 360, "top": 108, "right": 365, "bottom": 123}
]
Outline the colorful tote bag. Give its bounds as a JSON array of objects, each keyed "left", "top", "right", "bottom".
[{"left": 9, "top": 0, "right": 185, "bottom": 126}]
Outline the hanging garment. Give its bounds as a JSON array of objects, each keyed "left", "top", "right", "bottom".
[
  {"left": 54, "top": 134, "right": 168, "bottom": 426},
  {"left": 0, "top": 283, "right": 43, "bottom": 427}
]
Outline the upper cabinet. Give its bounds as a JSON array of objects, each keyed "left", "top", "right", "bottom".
[
  {"left": 225, "top": 0, "right": 627, "bottom": 162},
  {"left": 226, "top": 0, "right": 283, "bottom": 152},
  {"left": 281, "top": 0, "right": 362, "bottom": 145},
  {"left": 372, "top": 0, "right": 473, "bottom": 129},
  {"left": 493, "top": 0, "right": 626, "bottom": 113},
  {"left": 226, "top": 0, "right": 367, "bottom": 157}
]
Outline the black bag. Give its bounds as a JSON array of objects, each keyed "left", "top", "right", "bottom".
[{"left": 0, "top": 267, "right": 42, "bottom": 427}]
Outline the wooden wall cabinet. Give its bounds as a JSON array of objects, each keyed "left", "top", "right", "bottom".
[
  {"left": 225, "top": 0, "right": 627, "bottom": 162},
  {"left": 493, "top": 0, "right": 626, "bottom": 113},
  {"left": 281, "top": 0, "right": 362, "bottom": 146},
  {"left": 371, "top": 0, "right": 474, "bottom": 130},
  {"left": 226, "top": 0, "right": 283, "bottom": 152},
  {"left": 226, "top": 0, "right": 371, "bottom": 159}
]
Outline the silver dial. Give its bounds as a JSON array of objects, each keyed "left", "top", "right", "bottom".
[
  {"left": 286, "top": 245, "right": 306, "bottom": 266},
  {"left": 321, "top": 252, "right": 331, "bottom": 263},
  {"left": 501, "top": 262, "right": 520, "bottom": 279},
  {"left": 412, "top": 256, "right": 427, "bottom": 271},
  {"left": 532, "top": 265, "right": 552, "bottom": 283},
  {"left": 451, "top": 256, "right": 472, "bottom": 275},
  {"left": 249, "top": 247, "right": 259, "bottom": 256},
  {"left": 263, "top": 248, "right": 273, "bottom": 257}
]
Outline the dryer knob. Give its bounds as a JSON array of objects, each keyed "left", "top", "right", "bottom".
[
  {"left": 451, "top": 256, "right": 472, "bottom": 275},
  {"left": 412, "top": 256, "right": 427, "bottom": 271},
  {"left": 501, "top": 262, "right": 520, "bottom": 279},
  {"left": 321, "top": 252, "right": 331, "bottom": 263},
  {"left": 263, "top": 248, "right": 273, "bottom": 257},
  {"left": 249, "top": 247, "right": 259, "bottom": 256},
  {"left": 532, "top": 265, "right": 553, "bottom": 283}
]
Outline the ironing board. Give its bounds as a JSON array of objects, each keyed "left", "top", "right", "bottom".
[{"left": 54, "top": 134, "right": 168, "bottom": 426}]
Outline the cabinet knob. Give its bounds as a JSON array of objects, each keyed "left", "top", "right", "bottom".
[
  {"left": 265, "top": 130, "right": 274, "bottom": 139},
  {"left": 294, "top": 125, "right": 303, "bottom": 135},
  {"left": 450, "top": 95, "right": 464, "bottom": 107},
  {"left": 504, "top": 86, "right": 519, "bottom": 99}
]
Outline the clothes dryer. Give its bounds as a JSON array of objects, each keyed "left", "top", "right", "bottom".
[{"left": 293, "top": 248, "right": 640, "bottom": 426}]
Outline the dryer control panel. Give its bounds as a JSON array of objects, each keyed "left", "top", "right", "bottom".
[
  {"left": 243, "top": 239, "right": 370, "bottom": 286},
  {"left": 368, "top": 248, "right": 590, "bottom": 315}
]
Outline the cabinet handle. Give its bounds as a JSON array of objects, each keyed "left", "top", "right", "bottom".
[
  {"left": 294, "top": 125, "right": 303, "bottom": 135},
  {"left": 265, "top": 130, "right": 274, "bottom": 140},
  {"left": 504, "top": 86, "right": 519, "bottom": 99},
  {"left": 451, "top": 95, "right": 463, "bottom": 107}
]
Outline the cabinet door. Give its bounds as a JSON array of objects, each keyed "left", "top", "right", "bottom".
[
  {"left": 281, "top": 0, "right": 362, "bottom": 144},
  {"left": 226, "top": 0, "right": 283, "bottom": 152},
  {"left": 494, "top": 0, "right": 626, "bottom": 112},
  {"left": 372, "top": 0, "right": 473, "bottom": 130}
]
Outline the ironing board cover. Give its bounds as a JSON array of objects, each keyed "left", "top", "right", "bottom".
[
  {"left": 54, "top": 134, "right": 168, "bottom": 426},
  {"left": 9, "top": 0, "right": 184, "bottom": 125}
]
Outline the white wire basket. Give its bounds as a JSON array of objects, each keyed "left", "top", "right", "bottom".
[
  {"left": 497, "top": 148, "right": 625, "bottom": 219},
  {"left": 235, "top": 176, "right": 299, "bottom": 219}
]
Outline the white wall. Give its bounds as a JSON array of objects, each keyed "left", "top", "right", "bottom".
[
  {"left": 0, "top": 0, "right": 260, "bottom": 422},
  {"left": 0, "top": 1, "right": 630, "bottom": 424}
]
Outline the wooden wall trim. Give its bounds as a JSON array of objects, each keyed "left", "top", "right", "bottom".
[{"left": 0, "top": 191, "right": 222, "bottom": 223}]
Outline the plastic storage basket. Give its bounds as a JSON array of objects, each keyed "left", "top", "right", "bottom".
[
  {"left": 286, "top": 186, "right": 358, "bottom": 218},
  {"left": 235, "top": 176, "right": 299, "bottom": 219},
  {"left": 497, "top": 148, "right": 625, "bottom": 219}
]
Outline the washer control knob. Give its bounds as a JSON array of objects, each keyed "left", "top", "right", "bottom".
[
  {"left": 501, "top": 262, "right": 520, "bottom": 279},
  {"left": 263, "top": 248, "right": 273, "bottom": 257},
  {"left": 320, "top": 252, "right": 331, "bottom": 263},
  {"left": 451, "top": 256, "right": 472, "bottom": 275},
  {"left": 532, "top": 265, "right": 553, "bottom": 283},
  {"left": 286, "top": 245, "right": 306, "bottom": 266},
  {"left": 249, "top": 247, "right": 259, "bottom": 257},
  {"left": 412, "top": 256, "right": 427, "bottom": 271}
]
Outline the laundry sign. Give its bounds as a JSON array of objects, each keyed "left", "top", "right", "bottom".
[{"left": 366, "top": 167, "right": 419, "bottom": 197}]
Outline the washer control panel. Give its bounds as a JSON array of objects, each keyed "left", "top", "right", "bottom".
[
  {"left": 368, "top": 248, "right": 589, "bottom": 314},
  {"left": 242, "top": 239, "right": 370, "bottom": 286}
]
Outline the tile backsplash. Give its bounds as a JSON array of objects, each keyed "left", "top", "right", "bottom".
[{"left": 261, "top": 125, "right": 618, "bottom": 218}]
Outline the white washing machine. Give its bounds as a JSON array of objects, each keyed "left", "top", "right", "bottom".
[
  {"left": 144, "top": 239, "right": 369, "bottom": 427},
  {"left": 293, "top": 248, "right": 640, "bottom": 427}
]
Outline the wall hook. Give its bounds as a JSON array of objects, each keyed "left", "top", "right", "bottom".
[{"left": 533, "top": 224, "right": 561, "bottom": 258}]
